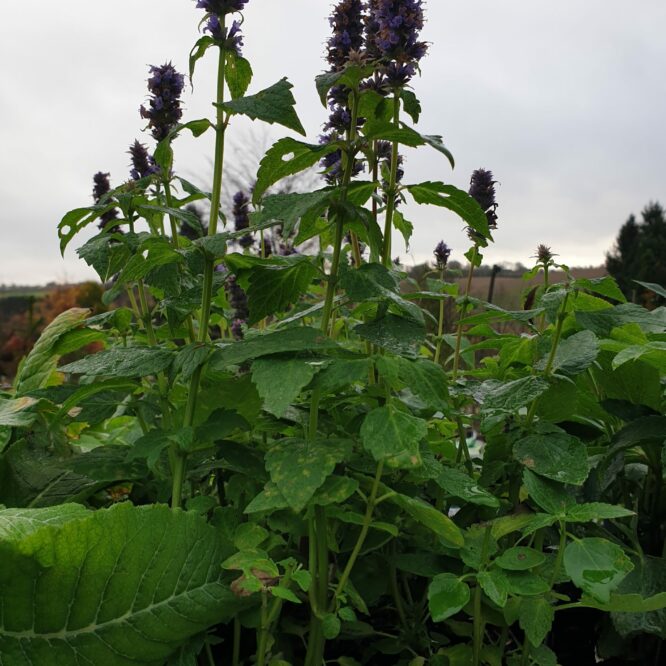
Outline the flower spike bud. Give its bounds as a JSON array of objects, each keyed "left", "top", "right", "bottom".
[
  {"left": 434, "top": 241, "right": 452, "bottom": 270},
  {"left": 92, "top": 172, "right": 120, "bottom": 232},
  {"left": 128, "top": 140, "right": 159, "bottom": 180},
  {"left": 140, "top": 62, "right": 185, "bottom": 142}
]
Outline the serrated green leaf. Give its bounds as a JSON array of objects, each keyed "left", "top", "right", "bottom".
[
  {"left": 514, "top": 426, "right": 590, "bottom": 485},
  {"left": 0, "top": 396, "right": 39, "bottom": 427},
  {"left": 219, "top": 78, "right": 305, "bottom": 135},
  {"left": 0, "top": 503, "right": 242, "bottom": 664},
  {"left": 408, "top": 182, "right": 489, "bottom": 239},
  {"left": 518, "top": 596, "right": 554, "bottom": 647},
  {"left": 634, "top": 280, "right": 666, "bottom": 299},
  {"left": 244, "top": 482, "right": 290, "bottom": 515},
  {"left": 361, "top": 405, "right": 426, "bottom": 466},
  {"left": 265, "top": 438, "right": 349, "bottom": 512},
  {"left": 254, "top": 138, "right": 338, "bottom": 203},
  {"left": 60, "top": 346, "right": 174, "bottom": 378},
  {"left": 434, "top": 467, "right": 500, "bottom": 508},
  {"left": 428, "top": 574, "right": 470, "bottom": 621},
  {"left": 564, "top": 538, "right": 634, "bottom": 603},
  {"left": 311, "top": 358, "right": 371, "bottom": 394},
  {"left": 322, "top": 613, "right": 342, "bottom": 639},
  {"left": 312, "top": 475, "right": 359, "bottom": 506},
  {"left": 522, "top": 469, "right": 575, "bottom": 515},
  {"left": 354, "top": 314, "right": 425, "bottom": 358},
  {"left": 576, "top": 303, "right": 666, "bottom": 336},
  {"left": 251, "top": 358, "right": 319, "bottom": 417},
  {"left": 226, "top": 52, "right": 253, "bottom": 99},
  {"left": 13, "top": 308, "right": 89, "bottom": 395},
  {"left": 574, "top": 276, "right": 627, "bottom": 303},
  {"left": 210, "top": 327, "right": 338, "bottom": 368},
  {"left": 535, "top": 330, "right": 599, "bottom": 376},
  {"left": 271, "top": 586, "right": 301, "bottom": 604},
  {"left": 256, "top": 188, "right": 332, "bottom": 237},
  {"left": 478, "top": 569, "right": 509, "bottom": 607}
]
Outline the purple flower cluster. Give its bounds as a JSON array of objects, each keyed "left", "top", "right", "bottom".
[
  {"left": 467, "top": 168, "right": 498, "bottom": 242},
  {"left": 366, "top": 0, "right": 427, "bottom": 86},
  {"left": 128, "top": 140, "right": 159, "bottom": 180},
  {"left": 433, "top": 241, "right": 451, "bottom": 270},
  {"left": 327, "top": 0, "right": 366, "bottom": 70},
  {"left": 139, "top": 63, "right": 185, "bottom": 142},
  {"left": 196, "top": 0, "right": 246, "bottom": 51},
  {"left": 233, "top": 191, "right": 254, "bottom": 249},
  {"left": 180, "top": 204, "right": 208, "bottom": 240},
  {"left": 92, "top": 172, "right": 120, "bottom": 232}
]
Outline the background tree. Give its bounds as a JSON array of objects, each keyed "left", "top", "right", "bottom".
[{"left": 606, "top": 201, "right": 666, "bottom": 304}]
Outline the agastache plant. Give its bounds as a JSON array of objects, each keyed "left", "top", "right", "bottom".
[
  {"left": 92, "top": 171, "right": 119, "bottom": 231},
  {"left": 27, "top": 1, "right": 662, "bottom": 665},
  {"left": 128, "top": 140, "right": 159, "bottom": 180},
  {"left": 139, "top": 63, "right": 185, "bottom": 141}
]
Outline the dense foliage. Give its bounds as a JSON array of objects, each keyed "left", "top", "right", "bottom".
[{"left": 1, "top": 2, "right": 665, "bottom": 665}]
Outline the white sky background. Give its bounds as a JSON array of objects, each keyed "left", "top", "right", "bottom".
[{"left": 1, "top": 0, "right": 665, "bottom": 285}]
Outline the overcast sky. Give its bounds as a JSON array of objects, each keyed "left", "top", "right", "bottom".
[{"left": 1, "top": 0, "right": 665, "bottom": 285}]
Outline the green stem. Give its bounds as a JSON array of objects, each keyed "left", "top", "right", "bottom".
[
  {"left": 452, "top": 245, "right": 478, "bottom": 380},
  {"left": 174, "top": 39, "right": 228, "bottom": 509},
  {"left": 256, "top": 591, "right": 269, "bottom": 666},
  {"left": 472, "top": 525, "right": 492, "bottom": 666},
  {"left": 331, "top": 460, "right": 385, "bottom": 606},
  {"left": 455, "top": 415, "right": 473, "bottom": 473},
  {"left": 520, "top": 635, "right": 531, "bottom": 666},
  {"left": 525, "top": 292, "right": 569, "bottom": 426},
  {"left": 163, "top": 179, "right": 180, "bottom": 249},
  {"left": 232, "top": 617, "right": 241, "bottom": 666},
  {"left": 389, "top": 543, "right": 407, "bottom": 627},
  {"left": 205, "top": 643, "right": 215, "bottom": 666},
  {"left": 381, "top": 94, "right": 401, "bottom": 267},
  {"left": 549, "top": 520, "right": 567, "bottom": 589},
  {"left": 434, "top": 268, "right": 446, "bottom": 364}
]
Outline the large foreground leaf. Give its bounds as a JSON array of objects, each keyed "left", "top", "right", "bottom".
[{"left": 0, "top": 503, "right": 242, "bottom": 665}]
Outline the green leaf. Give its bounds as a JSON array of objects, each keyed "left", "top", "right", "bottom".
[
  {"left": 505, "top": 571, "right": 550, "bottom": 597},
  {"left": 407, "top": 182, "right": 489, "bottom": 239},
  {"left": 478, "top": 377, "right": 550, "bottom": 415},
  {"left": 495, "top": 547, "right": 546, "bottom": 571},
  {"left": 477, "top": 570, "right": 509, "bottom": 607},
  {"left": 389, "top": 493, "right": 464, "bottom": 547},
  {"left": 312, "top": 476, "right": 359, "bottom": 506},
  {"left": 354, "top": 314, "right": 425, "bottom": 358},
  {"left": 14, "top": 308, "right": 89, "bottom": 395},
  {"left": 522, "top": 469, "right": 575, "bottom": 515},
  {"left": 78, "top": 234, "right": 131, "bottom": 282},
  {"left": 393, "top": 210, "right": 414, "bottom": 248},
  {"left": 257, "top": 188, "right": 332, "bottom": 237},
  {"left": 322, "top": 613, "right": 342, "bottom": 640},
  {"left": 433, "top": 467, "right": 500, "bottom": 508},
  {"left": 53, "top": 327, "right": 105, "bottom": 356},
  {"left": 383, "top": 358, "right": 449, "bottom": 412},
  {"left": 265, "top": 438, "right": 349, "bottom": 512},
  {"left": 0, "top": 503, "right": 243, "bottom": 664},
  {"left": 565, "top": 503, "right": 634, "bottom": 523},
  {"left": 518, "top": 596, "right": 554, "bottom": 647},
  {"left": 576, "top": 303, "right": 666, "bottom": 336},
  {"left": 574, "top": 276, "right": 627, "bottom": 303},
  {"left": 227, "top": 255, "right": 318, "bottom": 324},
  {"left": 428, "top": 574, "right": 470, "bottom": 621},
  {"left": 514, "top": 426, "right": 590, "bottom": 485},
  {"left": 580, "top": 592, "right": 666, "bottom": 613},
  {"left": 612, "top": 341, "right": 666, "bottom": 373},
  {"left": 219, "top": 78, "right": 305, "bottom": 135},
  {"left": 611, "top": 555, "right": 666, "bottom": 638},
  {"left": 0, "top": 396, "right": 39, "bottom": 427},
  {"left": 226, "top": 52, "right": 253, "bottom": 99},
  {"left": 564, "top": 538, "right": 634, "bottom": 603},
  {"left": 634, "top": 280, "right": 666, "bottom": 300},
  {"left": 311, "top": 358, "right": 371, "bottom": 395},
  {"left": 209, "top": 327, "right": 338, "bottom": 368},
  {"left": 271, "top": 586, "right": 301, "bottom": 604},
  {"left": 0, "top": 504, "right": 89, "bottom": 540},
  {"left": 254, "top": 138, "right": 338, "bottom": 203},
  {"left": 314, "top": 65, "right": 373, "bottom": 106},
  {"left": 59, "top": 346, "right": 174, "bottom": 378},
  {"left": 59, "top": 205, "right": 116, "bottom": 254},
  {"left": 535, "top": 330, "right": 599, "bottom": 376},
  {"left": 361, "top": 405, "right": 427, "bottom": 466},
  {"left": 244, "top": 482, "right": 290, "bottom": 515},
  {"left": 401, "top": 90, "right": 422, "bottom": 123},
  {"left": 251, "top": 358, "right": 319, "bottom": 417},
  {"left": 189, "top": 35, "right": 214, "bottom": 80}
]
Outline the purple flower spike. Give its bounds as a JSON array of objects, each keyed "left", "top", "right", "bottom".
[
  {"left": 434, "top": 241, "right": 451, "bottom": 269},
  {"left": 92, "top": 172, "right": 120, "bottom": 232},
  {"left": 128, "top": 140, "right": 159, "bottom": 180},
  {"left": 327, "top": 0, "right": 366, "bottom": 71},
  {"left": 467, "top": 168, "right": 498, "bottom": 242},
  {"left": 196, "top": 0, "right": 248, "bottom": 14},
  {"left": 140, "top": 62, "right": 185, "bottom": 142}
]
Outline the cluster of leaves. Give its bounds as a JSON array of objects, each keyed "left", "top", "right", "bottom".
[{"left": 1, "top": 4, "right": 665, "bottom": 666}]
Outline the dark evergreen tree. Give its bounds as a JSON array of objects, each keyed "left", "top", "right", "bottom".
[{"left": 606, "top": 202, "right": 666, "bottom": 303}]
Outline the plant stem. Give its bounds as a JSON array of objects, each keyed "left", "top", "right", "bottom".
[
  {"left": 382, "top": 94, "right": 401, "bottom": 267},
  {"left": 163, "top": 179, "right": 180, "bottom": 249},
  {"left": 452, "top": 245, "right": 478, "bottom": 380},
  {"left": 472, "top": 525, "right": 492, "bottom": 666},
  {"left": 232, "top": 617, "right": 241, "bottom": 666},
  {"left": 205, "top": 643, "right": 215, "bottom": 666},
  {"left": 172, "top": 38, "right": 228, "bottom": 509},
  {"left": 549, "top": 520, "right": 567, "bottom": 588},
  {"left": 434, "top": 268, "right": 446, "bottom": 364},
  {"left": 525, "top": 292, "right": 569, "bottom": 426},
  {"left": 331, "top": 460, "right": 385, "bottom": 606}
]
